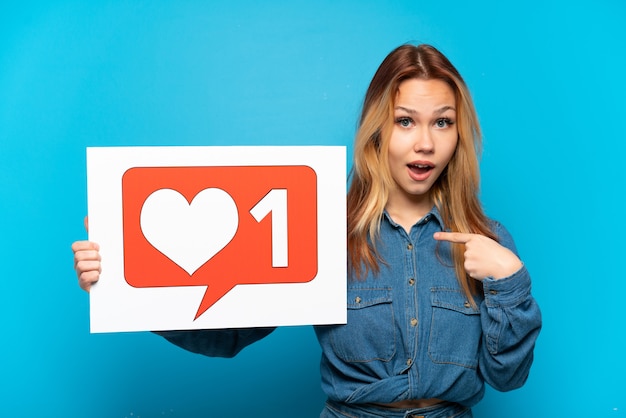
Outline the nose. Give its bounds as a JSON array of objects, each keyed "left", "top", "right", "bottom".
[{"left": 413, "top": 126, "right": 434, "bottom": 153}]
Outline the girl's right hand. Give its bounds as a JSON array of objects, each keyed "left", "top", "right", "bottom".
[{"left": 72, "top": 240, "right": 101, "bottom": 292}]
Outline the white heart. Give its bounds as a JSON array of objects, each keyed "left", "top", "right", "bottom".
[{"left": 140, "top": 188, "right": 239, "bottom": 275}]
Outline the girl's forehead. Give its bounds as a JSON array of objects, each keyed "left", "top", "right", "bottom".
[{"left": 394, "top": 79, "right": 456, "bottom": 110}]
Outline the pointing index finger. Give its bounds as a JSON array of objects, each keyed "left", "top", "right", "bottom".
[{"left": 433, "top": 231, "right": 472, "bottom": 243}]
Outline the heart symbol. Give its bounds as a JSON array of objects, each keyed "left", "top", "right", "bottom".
[{"left": 140, "top": 188, "right": 239, "bottom": 275}]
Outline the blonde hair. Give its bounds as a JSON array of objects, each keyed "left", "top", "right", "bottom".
[{"left": 347, "top": 44, "right": 497, "bottom": 303}]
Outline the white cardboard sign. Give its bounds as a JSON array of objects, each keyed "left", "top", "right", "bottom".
[{"left": 87, "top": 146, "right": 347, "bottom": 333}]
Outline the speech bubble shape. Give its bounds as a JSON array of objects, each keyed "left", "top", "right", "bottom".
[{"left": 122, "top": 166, "right": 318, "bottom": 320}]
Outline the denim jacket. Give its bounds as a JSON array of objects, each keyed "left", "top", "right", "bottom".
[{"left": 158, "top": 207, "right": 541, "bottom": 407}]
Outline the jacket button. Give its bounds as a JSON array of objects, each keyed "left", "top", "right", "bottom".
[
  {"left": 410, "top": 318, "right": 418, "bottom": 327},
  {"left": 407, "top": 243, "right": 413, "bottom": 250},
  {"left": 355, "top": 296, "right": 362, "bottom": 304}
]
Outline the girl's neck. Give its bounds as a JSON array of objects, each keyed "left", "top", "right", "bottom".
[{"left": 385, "top": 194, "right": 432, "bottom": 234}]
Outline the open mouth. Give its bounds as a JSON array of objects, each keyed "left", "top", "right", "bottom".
[{"left": 407, "top": 163, "right": 434, "bottom": 175}]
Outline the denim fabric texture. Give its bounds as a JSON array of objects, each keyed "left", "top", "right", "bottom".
[
  {"left": 158, "top": 207, "right": 541, "bottom": 412},
  {"left": 321, "top": 399, "right": 473, "bottom": 418},
  {"left": 315, "top": 208, "right": 541, "bottom": 407}
]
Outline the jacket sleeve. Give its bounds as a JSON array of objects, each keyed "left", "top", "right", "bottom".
[
  {"left": 478, "top": 223, "right": 542, "bottom": 391},
  {"left": 153, "top": 327, "right": 276, "bottom": 358}
]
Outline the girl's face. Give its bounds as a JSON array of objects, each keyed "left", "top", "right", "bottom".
[{"left": 386, "top": 78, "right": 458, "bottom": 211}]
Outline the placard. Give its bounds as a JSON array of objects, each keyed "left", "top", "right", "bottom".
[{"left": 87, "top": 146, "right": 346, "bottom": 333}]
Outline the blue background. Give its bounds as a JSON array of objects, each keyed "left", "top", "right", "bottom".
[{"left": 1, "top": 1, "right": 624, "bottom": 417}]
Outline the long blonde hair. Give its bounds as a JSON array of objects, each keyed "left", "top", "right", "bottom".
[{"left": 347, "top": 44, "right": 497, "bottom": 302}]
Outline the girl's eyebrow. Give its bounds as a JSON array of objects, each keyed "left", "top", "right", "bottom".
[
  {"left": 394, "top": 105, "right": 457, "bottom": 115},
  {"left": 394, "top": 106, "right": 417, "bottom": 114},
  {"left": 434, "top": 105, "right": 456, "bottom": 115}
]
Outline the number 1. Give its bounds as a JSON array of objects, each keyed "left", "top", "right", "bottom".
[{"left": 250, "top": 189, "right": 288, "bottom": 268}]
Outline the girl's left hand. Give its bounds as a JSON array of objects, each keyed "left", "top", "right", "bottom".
[{"left": 433, "top": 232, "right": 523, "bottom": 280}]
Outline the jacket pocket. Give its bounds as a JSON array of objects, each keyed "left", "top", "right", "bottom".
[
  {"left": 329, "top": 288, "right": 395, "bottom": 363},
  {"left": 428, "top": 287, "right": 481, "bottom": 369}
]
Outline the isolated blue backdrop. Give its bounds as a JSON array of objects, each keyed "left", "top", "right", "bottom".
[{"left": 1, "top": 1, "right": 624, "bottom": 417}]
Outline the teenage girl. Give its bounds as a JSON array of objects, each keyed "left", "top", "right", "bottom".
[{"left": 73, "top": 44, "right": 542, "bottom": 418}]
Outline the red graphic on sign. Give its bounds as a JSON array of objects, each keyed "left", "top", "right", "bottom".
[{"left": 122, "top": 166, "right": 318, "bottom": 320}]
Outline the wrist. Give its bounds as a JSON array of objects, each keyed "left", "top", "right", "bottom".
[{"left": 493, "top": 259, "right": 523, "bottom": 280}]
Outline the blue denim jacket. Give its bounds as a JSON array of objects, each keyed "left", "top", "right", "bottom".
[{"left": 158, "top": 207, "right": 541, "bottom": 407}]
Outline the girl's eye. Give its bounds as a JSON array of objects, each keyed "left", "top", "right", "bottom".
[
  {"left": 434, "top": 118, "right": 454, "bottom": 128},
  {"left": 396, "top": 117, "right": 413, "bottom": 128}
]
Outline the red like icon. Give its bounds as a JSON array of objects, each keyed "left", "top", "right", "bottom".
[{"left": 122, "top": 166, "right": 318, "bottom": 320}]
